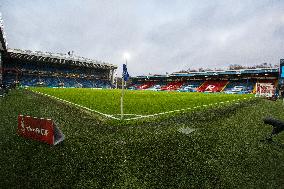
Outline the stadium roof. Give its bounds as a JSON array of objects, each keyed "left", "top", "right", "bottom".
[
  {"left": 7, "top": 48, "right": 117, "bottom": 70},
  {"left": 171, "top": 68, "right": 279, "bottom": 77},
  {"left": 135, "top": 74, "right": 168, "bottom": 78},
  {"left": 134, "top": 68, "right": 279, "bottom": 79}
]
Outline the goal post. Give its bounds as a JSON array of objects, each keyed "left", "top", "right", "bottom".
[{"left": 255, "top": 83, "right": 276, "bottom": 98}]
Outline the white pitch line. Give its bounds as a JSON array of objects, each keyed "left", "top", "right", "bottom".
[
  {"left": 124, "top": 97, "right": 252, "bottom": 121},
  {"left": 32, "top": 90, "right": 120, "bottom": 120},
  {"left": 30, "top": 89, "right": 253, "bottom": 121},
  {"left": 114, "top": 113, "right": 143, "bottom": 116}
]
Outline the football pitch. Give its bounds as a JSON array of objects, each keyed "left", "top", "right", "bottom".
[
  {"left": 29, "top": 87, "right": 254, "bottom": 120},
  {"left": 1, "top": 89, "right": 284, "bottom": 188}
]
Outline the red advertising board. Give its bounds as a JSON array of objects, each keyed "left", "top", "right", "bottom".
[{"left": 17, "top": 115, "right": 64, "bottom": 145}]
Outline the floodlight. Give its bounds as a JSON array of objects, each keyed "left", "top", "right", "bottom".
[{"left": 123, "top": 52, "right": 130, "bottom": 60}]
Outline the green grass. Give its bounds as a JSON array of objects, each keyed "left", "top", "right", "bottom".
[
  {"left": 0, "top": 89, "right": 284, "bottom": 188},
  {"left": 29, "top": 87, "right": 253, "bottom": 116}
]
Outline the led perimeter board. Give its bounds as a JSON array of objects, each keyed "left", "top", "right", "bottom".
[
  {"left": 280, "top": 59, "right": 284, "bottom": 79},
  {"left": 278, "top": 59, "right": 284, "bottom": 96}
]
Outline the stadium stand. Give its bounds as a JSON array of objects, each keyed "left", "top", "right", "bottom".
[
  {"left": 223, "top": 80, "right": 255, "bottom": 94},
  {"left": 136, "top": 81, "right": 155, "bottom": 90},
  {"left": 131, "top": 69, "right": 279, "bottom": 94},
  {"left": 178, "top": 80, "right": 203, "bottom": 92},
  {"left": 197, "top": 80, "right": 228, "bottom": 92},
  {"left": 1, "top": 49, "right": 117, "bottom": 88},
  {"left": 160, "top": 81, "right": 184, "bottom": 91}
]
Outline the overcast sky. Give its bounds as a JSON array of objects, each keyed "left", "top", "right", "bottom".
[{"left": 1, "top": 0, "right": 284, "bottom": 76}]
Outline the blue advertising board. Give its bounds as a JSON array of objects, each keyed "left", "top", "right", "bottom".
[{"left": 281, "top": 59, "right": 284, "bottom": 78}]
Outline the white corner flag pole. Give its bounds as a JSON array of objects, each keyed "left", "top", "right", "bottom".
[
  {"left": 121, "top": 58, "right": 127, "bottom": 120},
  {"left": 121, "top": 75, "right": 124, "bottom": 120}
]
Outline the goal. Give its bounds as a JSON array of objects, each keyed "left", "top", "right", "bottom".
[{"left": 255, "top": 83, "right": 276, "bottom": 98}]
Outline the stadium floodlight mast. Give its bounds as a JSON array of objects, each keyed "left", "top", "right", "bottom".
[{"left": 121, "top": 52, "right": 130, "bottom": 120}]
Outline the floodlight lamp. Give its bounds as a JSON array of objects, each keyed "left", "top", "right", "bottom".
[{"left": 123, "top": 52, "right": 130, "bottom": 60}]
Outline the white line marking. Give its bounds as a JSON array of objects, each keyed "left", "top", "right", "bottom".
[
  {"left": 32, "top": 90, "right": 120, "bottom": 120},
  {"left": 30, "top": 89, "right": 253, "bottom": 121},
  {"left": 124, "top": 98, "right": 252, "bottom": 121},
  {"left": 114, "top": 113, "right": 143, "bottom": 116}
]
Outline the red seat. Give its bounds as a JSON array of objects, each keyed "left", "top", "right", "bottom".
[
  {"left": 137, "top": 82, "right": 155, "bottom": 90},
  {"left": 160, "top": 81, "right": 184, "bottom": 91},
  {"left": 197, "top": 81, "right": 228, "bottom": 92}
]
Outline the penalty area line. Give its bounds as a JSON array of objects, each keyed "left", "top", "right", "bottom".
[
  {"left": 32, "top": 90, "right": 120, "bottom": 120},
  {"left": 113, "top": 113, "right": 143, "bottom": 116},
  {"left": 124, "top": 97, "right": 252, "bottom": 121},
  {"left": 30, "top": 90, "right": 254, "bottom": 121}
]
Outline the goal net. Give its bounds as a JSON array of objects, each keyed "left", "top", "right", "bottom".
[{"left": 255, "top": 83, "right": 276, "bottom": 97}]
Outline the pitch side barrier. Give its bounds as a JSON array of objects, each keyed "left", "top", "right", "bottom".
[{"left": 29, "top": 89, "right": 254, "bottom": 121}]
